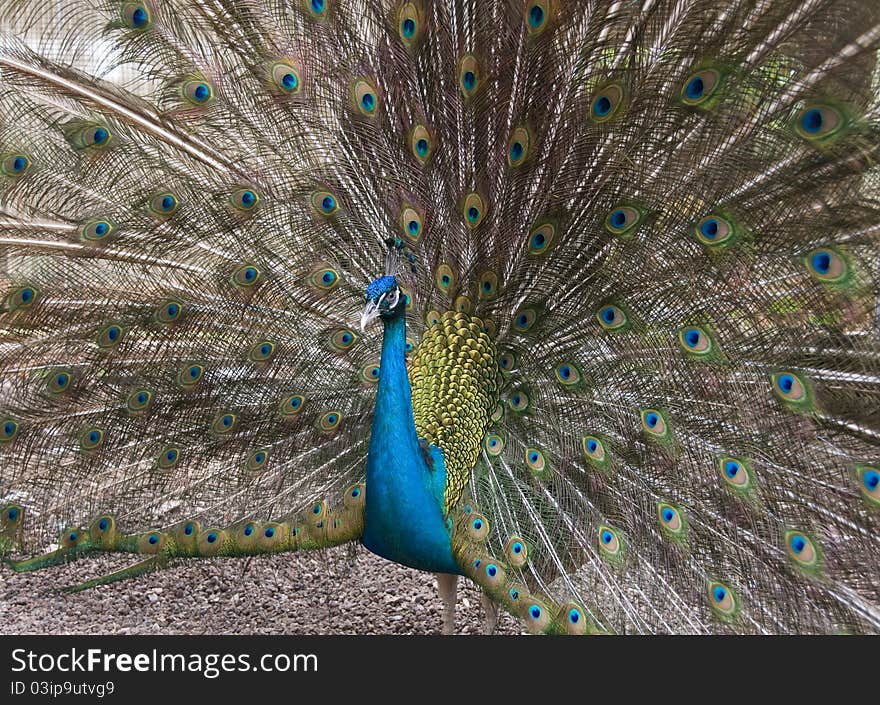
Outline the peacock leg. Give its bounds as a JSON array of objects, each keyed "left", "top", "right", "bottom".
[
  {"left": 481, "top": 591, "right": 498, "bottom": 634},
  {"left": 436, "top": 572, "right": 458, "bottom": 635}
]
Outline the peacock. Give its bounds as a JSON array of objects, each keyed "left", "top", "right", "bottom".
[{"left": 1, "top": 0, "right": 879, "bottom": 636}]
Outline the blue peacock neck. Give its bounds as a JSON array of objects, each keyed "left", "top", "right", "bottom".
[{"left": 361, "top": 312, "right": 461, "bottom": 574}]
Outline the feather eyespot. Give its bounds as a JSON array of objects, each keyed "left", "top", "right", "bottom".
[
  {"left": 527, "top": 221, "right": 556, "bottom": 255},
  {"left": 604, "top": 205, "right": 642, "bottom": 237},
  {"left": 211, "top": 412, "right": 238, "bottom": 435},
  {"left": 462, "top": 192, "right": 486, "bottom": 228},
  {"left": 466, "top": 514, "right": 490, "bottom": 541},
  {"left": 155, "top": 300, "right": 182, "bottom": 324},
  {"left": 504, "top": 536, "right": 528, "bottom": 567},
  {"left": 126, "top": 388, "right": 154, "bottom": 414},
  {"left": 400, "top": 206, "right": 423, "bottom": 242},
  {"left": 398, "top": 3, "right": 423, "bottom": 47},
  {"left": 478, "top": 271, "right": 499, "bottom": 300},
  {"left": 318, "top": 410, "right": 341, "bottom": 433},
  {"left": 247, "top": 449, "right": 269, "bottom": 472},
  {"left": 157, "top": 446, "right": 180, "bottom": 469},
  {"left": 598, "top": 525, "right": 622, "bottom": 557},
  {"left": 7, "top": 285, "right": 38, "bottom": 312},
  {"left": 330, "top": 328, "right": 358, "bottom": 351},
  {"left": 525, "top": 447, "right": 547, "bottom": 476},
  {"left": 771, "top": 371, "right": 811, "bottom": 407},
  {"left": 230, "top": 188, "right": 259, "bottom": 211},
  {"left": 657, "top": 503, "right": 685, "bottom": 535},
  {"left": 508, "top": 390, "right": 530, "bottom": 413},
  {"left": 80, "top": 219, "right": 114, "bottom": 242},
  {"left": 177, "top": 364, "right": 204, "bottom": 387},
  {"left": 524, "top": 1, "right": 552, "bottom": 35},
  {"left": 582, "top": 435, "right": 606, "bottom": 462},
  {"left": 590, "top": 83, "right": 625, "bottom": 123},
  {"left": 784, "top": 530, "right": 821, "bottom": 572},
  {"left": 311, "top": 190, "right": 339, "bottom": 215},
  {"left": 309, "top": 265, "right": 340, "bottom": 292},
  {"left": 596, "top": 304, "right": 627, "bottom": 331},
  {"left": 360, "top": 362, "right": 381, "bottom": 383},
  {"left": 695, "top": 214, "right": 735, "bottom": 247},
  {"left": 554, "top": 362, "right": 581, "bottom": 386},
  {"left": 856, "top": 464, "right": 880, "bottom": 505},
  {"left": 149, "top": 192, "right": 179, "bottom": 217},
  {"left": 707, "top": 581, "right": 738, "bottom": 618},
  {"left": 680, "top": 68, "right": 722, "bottom": 107},
  {"left": 435, "top": 264, "right": 455, "bottom": 293},
  {"left": 232, "top": 264, "right": 262, "bottom": 288},
  {"left": 47, "top": 369, "right": 73, "bottom": 394},
  {"left": 485, "top": 433, "right": 504, "bottom": 456},
  {"left": 2, "top": 153, "right": 31, "bottom": 177},
  {"left": 507, "top": 127, "right": 531, "bottom": 167},
  {"left": 678, "top": 325, "right": 713, "bottom": 356},
  {"left": 80, "top": 427, "right": 105, "bottom": 452},
  {"left": 410, "top": 124, "right": 433, "bottom": 163},
  {"left": 719, "top": 456, "right": 752, "bottom": 491},
  {"left": 1, "top": 418, "right": 20, "bottom": 444},
  {"left": 805, "top": 247, "right": 848, "bottom": 284},
  {"left": 182, "top": 80, "right": 214, "bottom": 105},
  {"left": 96, "top": 323, "right": 124, "bottom": 348},
  {"left": 249, "top": 340, "right": 276, "bottom": 362},
  {"left": 353, "top": 79, "right": 379, "bottom": 116},
  {"left": 795, "top": 104, "right": 845, "bottom": 142},
  {"left": 122, "top": 3, "right": 152, "bottom": 29},
  {"left": 641, "top": 408, "right": 668, "bottom": 437},
  {"left": 305, "top": 0, "right": 328, "bottom": 18},
  {"left": 512, "top": 307, "right": 537, "bottom": 332},
  {"left": 73, "top": 124, "right": 111, "bottom": 149},
  {"left": 270, "top": 61, "right": 302, "bottom": 94},
  {"left": 280, "top": 394, "right": 305, "bottom": 416},
  {"left": 458, "top": 54, "right": 480, "bottom": 97}
]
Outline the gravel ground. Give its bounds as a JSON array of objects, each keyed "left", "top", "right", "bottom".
[{"left": 0, "top": 544, "right": 523, "bottom": 635}]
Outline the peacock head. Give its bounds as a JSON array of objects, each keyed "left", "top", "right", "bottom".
[{"left": 361, "top": 275, "right": 404, "bottom": 331}]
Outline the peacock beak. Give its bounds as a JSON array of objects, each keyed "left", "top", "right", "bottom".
[{"left": 360, "top": 301, "right": 380, "bottom": 332}]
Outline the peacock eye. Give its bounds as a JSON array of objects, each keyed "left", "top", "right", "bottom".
[
  {"left": 384, "top": 288, "right": 400, "bottom": 309},
  {"left": 657, "top": 503, "right": 684, "bottom": 535}
]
